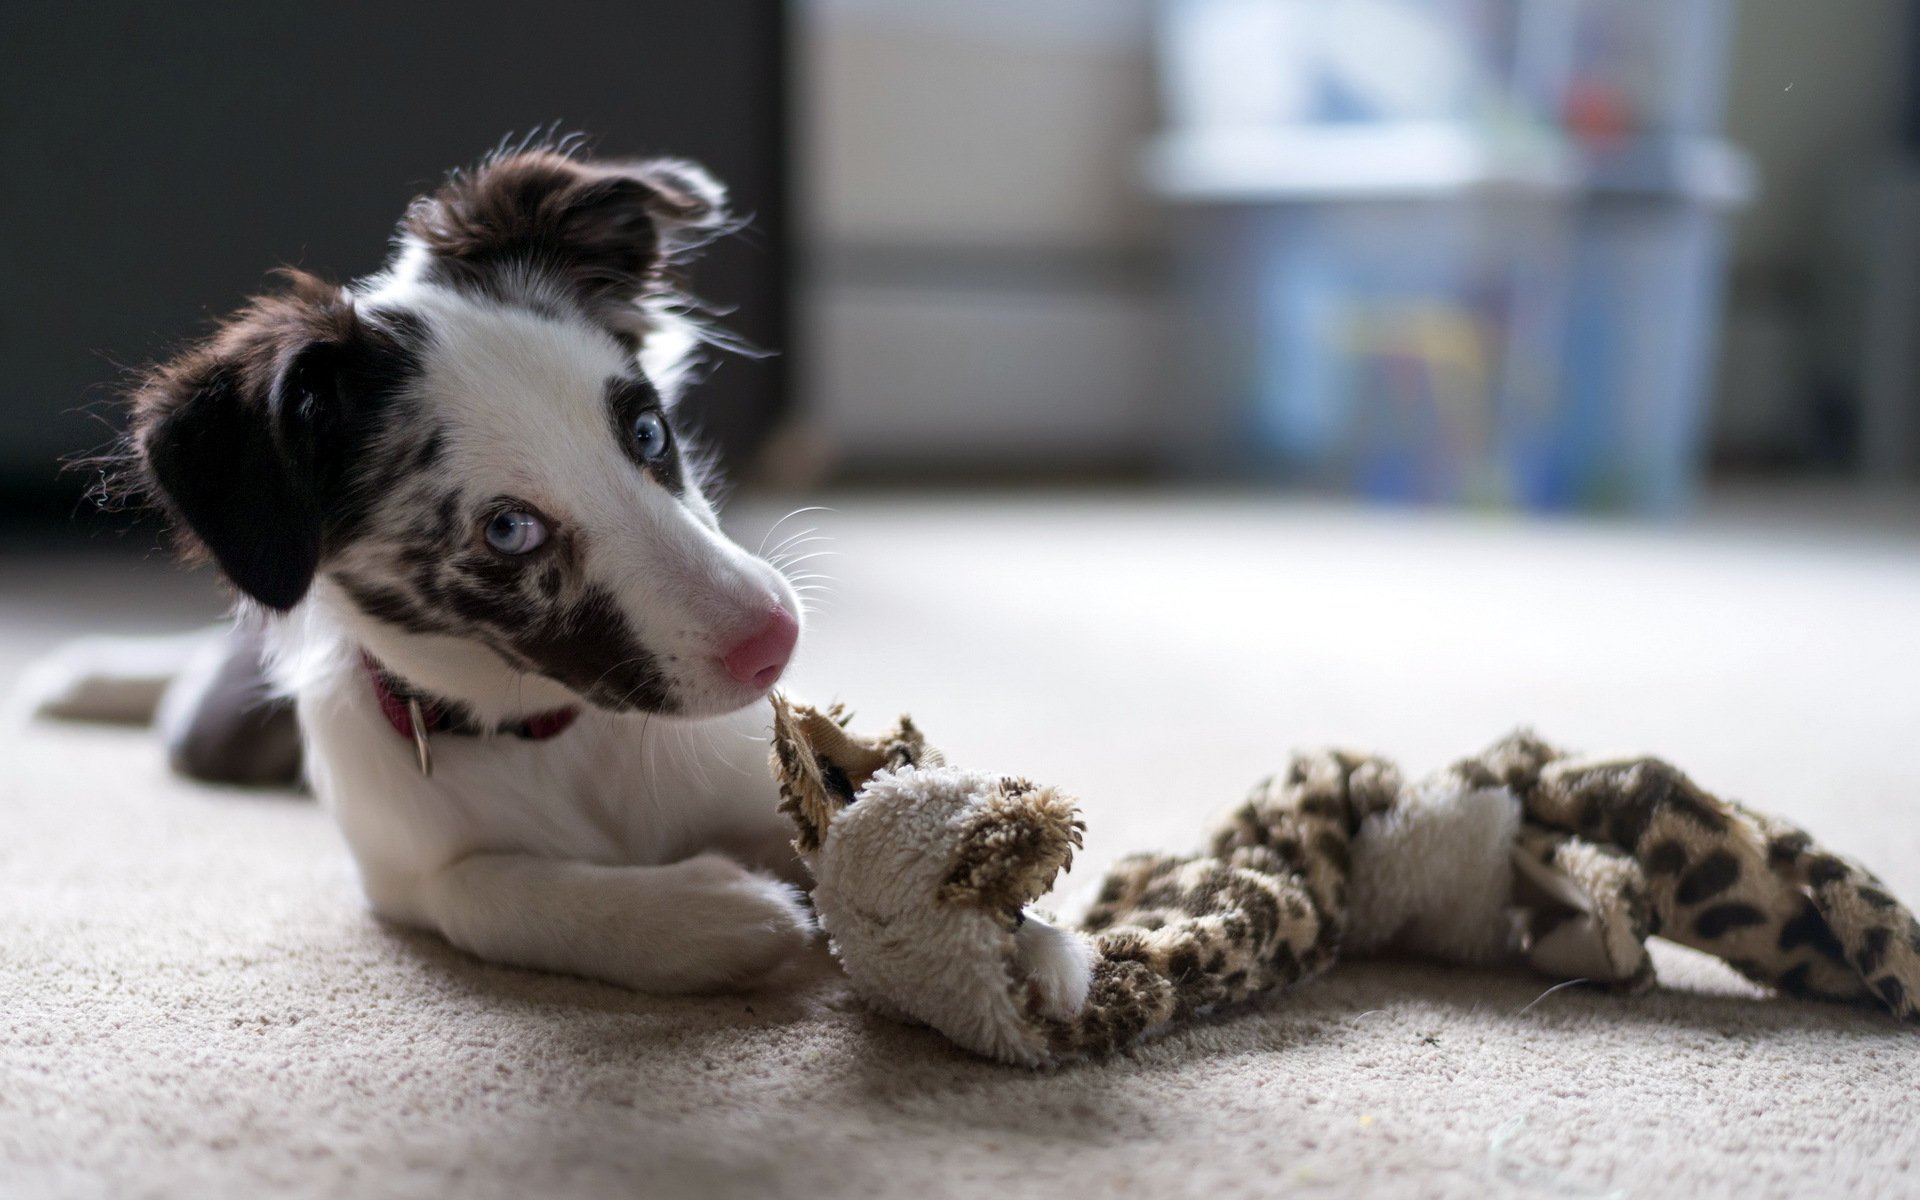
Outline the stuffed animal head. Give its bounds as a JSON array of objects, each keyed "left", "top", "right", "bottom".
[
  {"left": 769, "top": 699, "right": 939, "bottom": 853},
  {"left": 769, "top": 697, "right": 1085, "bottom": 1063}
]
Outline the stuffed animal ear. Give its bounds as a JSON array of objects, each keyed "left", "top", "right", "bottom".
[
  {"left": 769, "top": 698, "right": 944, "bottom": 852},
  {"left": 941, "top": 779, "right": 1085, "bottom": 916}
]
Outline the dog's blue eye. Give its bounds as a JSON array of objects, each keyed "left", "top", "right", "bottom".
[
  {"left": 631, "top": 411, "right": 670, "bottom": 461},
  {"left": 484, "top": 510, "right": 547, "bottom": 555}
]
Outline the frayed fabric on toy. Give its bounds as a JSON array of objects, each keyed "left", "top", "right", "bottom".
[{"left": 770, "top": 699, "right": 1920, "bottom": 1067}]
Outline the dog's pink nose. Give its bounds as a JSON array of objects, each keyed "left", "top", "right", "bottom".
[{"left": 721, "top": 605, "right": 799, "bottom": 688}]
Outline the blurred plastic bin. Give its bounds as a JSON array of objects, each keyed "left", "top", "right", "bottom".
[
  {"left": 1554, "top": 139, "right": 1752, "bottom": 510},
  {"left": 1157, "top": 0, "right": 1734, "bottom": 139},
  {"left": 1145, "top": 126, "right": 1753, "bottom": 511},
  {"left": 1550, "top": 0, "right": 1735, "bottom": 142},
  {"left": 1157, "top": 0, "right": 1527, "bottom": 127}
]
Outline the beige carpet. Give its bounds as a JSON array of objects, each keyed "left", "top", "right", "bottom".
[{"left": 6, "top": 491, "right": 1920, "bottom": 1199}]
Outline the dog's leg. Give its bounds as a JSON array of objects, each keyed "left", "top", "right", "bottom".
[
  {"left": 706, "top": 824, "right": 811, "bottom": 888},
  {"left": 18, "top": 623, "right": 301, "bottom": 787},
  {"left": 416, "top": 851, "right": 815, "bottom": 993},
  {"left": 156, "top": 623, "right": 302, "bottom": 786}
]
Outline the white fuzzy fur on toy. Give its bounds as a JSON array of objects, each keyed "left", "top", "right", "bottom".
[
  {"left": 1345, "top": 777, "right": 1522, "bottom": 964},
  {"left": 808, "top": 765, "right": 1097, "bottom": 1064}
]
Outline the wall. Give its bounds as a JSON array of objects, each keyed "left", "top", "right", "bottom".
[
  {"left": 1715, "top": 0, "right": 1908, "bottom": 466},
  {"left": 797, "top": 0, "right": 1168, "bottom": 471},
  {"left": 0, "top": 1, "right": 789, "bottom": 499}
]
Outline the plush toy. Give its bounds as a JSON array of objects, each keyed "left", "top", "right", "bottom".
[{"left": 771, "top": 698, "right": 1920, "bottom": 1067}]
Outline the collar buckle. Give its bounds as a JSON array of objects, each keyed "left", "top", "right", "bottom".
[{"left": 406, "top": 697, "right": 433, "bottom": 777}]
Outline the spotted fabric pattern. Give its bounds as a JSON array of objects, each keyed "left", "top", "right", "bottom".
[
  {"left": 1052, "top": 749, "right": 1398, "bottom": 1058},
  {"left": 771, "top": 703, "right": 1920, "bottom": 1067},
  {"left": 1462, "top": 732, "right": 1920, "bottom": 1017}
]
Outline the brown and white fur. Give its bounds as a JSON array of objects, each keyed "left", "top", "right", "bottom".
[{"left": 70, "top": 142, "right": 824, "bottom": 993}]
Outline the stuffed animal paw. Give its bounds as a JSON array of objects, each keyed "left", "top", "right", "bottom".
[{"left": 770, "top": 697, "right": 1092, "bottom": 1063}]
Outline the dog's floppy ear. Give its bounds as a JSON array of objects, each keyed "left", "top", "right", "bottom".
[
  {"left": 403, "top": 149, "right": 731, "bottom": 317},
  {"left": 131, "top": 272, "right": 367, "bottom": 611}
]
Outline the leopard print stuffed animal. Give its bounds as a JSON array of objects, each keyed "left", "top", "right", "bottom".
[{"left": 770, "top": 699, "right": 1920, "bottom": 1066}]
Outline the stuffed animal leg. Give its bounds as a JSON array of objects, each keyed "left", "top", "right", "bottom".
[
  {"left": 1455, "top": 732, "right": 1920, "bottom": 1016},
  {"left": 1058, "top": 750, "right": 1403, "bottom": 1060}
]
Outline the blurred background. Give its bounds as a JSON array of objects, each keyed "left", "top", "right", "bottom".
[
  {"left": 4, "top": 0, "right": 1919, "bottom": 707},
  {"left": 4, "top": 0, "right": 1919, "bottom": 521},
  {"left": 797, "top": 0, "right": 1920, "bottom": 505}
]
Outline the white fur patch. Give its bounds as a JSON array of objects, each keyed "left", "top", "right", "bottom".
[
  {"left": 810, "top": 767, "right": 1061, "bottom": 1066},
  {"left": 1347, "top": 780, "right": 1522, "bottom": 965}
]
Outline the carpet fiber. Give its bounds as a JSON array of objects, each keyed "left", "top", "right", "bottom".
[{"left": 6, "top": 493, "right": 1919, "bottom": 1199}]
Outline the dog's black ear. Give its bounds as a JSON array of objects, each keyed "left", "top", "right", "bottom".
[
  {"left": 132, "top": 273, "right": 364, "bottom": 611},
  {"left": 403, "top": 148, "right": 731, "bottom": 318}
]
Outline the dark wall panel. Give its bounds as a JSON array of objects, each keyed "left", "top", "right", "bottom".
[{"left": 0, "top": 1, "right": 788, "bottom": 499}]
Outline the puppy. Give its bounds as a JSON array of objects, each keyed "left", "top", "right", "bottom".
[{"left": 105, "top": 142, "right": 815, "bottom": 993}]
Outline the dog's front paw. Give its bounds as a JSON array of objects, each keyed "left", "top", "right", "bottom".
[
  {"left": 671, "top": 854, "right": 817, "bottom": 991},
  {"left": 1014, "top": 916, "right": 1095, "bottom": 1021}
]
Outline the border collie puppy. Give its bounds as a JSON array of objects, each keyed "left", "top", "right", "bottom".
[{"left": 110, "top": 145, "right": 814, "bottom": 992}]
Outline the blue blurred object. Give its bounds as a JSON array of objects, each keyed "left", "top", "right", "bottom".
[{"left": 1147, "top": 0, "right": 1752, "bottom": 512}]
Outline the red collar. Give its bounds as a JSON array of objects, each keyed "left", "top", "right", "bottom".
[{"left": 362, "top": 652, "right": 580, "bottom": 745}]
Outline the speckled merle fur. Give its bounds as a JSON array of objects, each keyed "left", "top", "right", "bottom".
[
  {"left": 118, "top": 136, "right": 741, "bottom": 717},
  {"left": 320, "top": 369, "right": 683, "bottom": 713}
]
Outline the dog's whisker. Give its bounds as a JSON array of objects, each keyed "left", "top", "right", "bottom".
[
  {"left": 656, "top": 719, "right": 711, "bottom": 793},
  {"left": 756, "top": 506, "right": 834, "bottom": 557},
  {"left": 766, "top": 538, "right": 824, "bottom": 571},
  {"left": 504, "top": 668, "right": 527, "bottom": 720},
  {"left": 771, "top": 531, "right": 830, "bottom": 548},
  {"left": 582, "top": 653, "right": 658, "bottom": 696},
  {"left": 767, "top": 526, "right": 829, "bottom": 559},
  {"left": 693, "top": 720, "right": 737, "bottom": 781},
  {"left": 638, "top": 711, "right": 659, "bottom": 802},
  {"left": 771, "top": 549, "right": 838, "bottom": 571},
  {"left": 766, "top": 539, "right": 833, "bottom": 569},
  {"left": 770, "top": 524, "right": 830, "bottom": 547}
]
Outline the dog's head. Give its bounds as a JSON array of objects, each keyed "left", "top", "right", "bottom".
[{"left": 119, "top": 144, "right": 800, "bottom": 718}]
